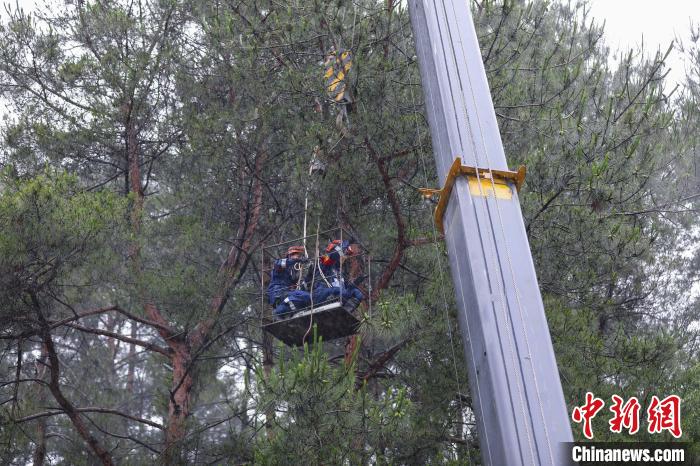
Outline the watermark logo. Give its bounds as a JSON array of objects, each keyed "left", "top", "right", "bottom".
[
  {"left": 609, "top": 395, "right": 641, "bottom": 435},
  {"left": 572, "top": 392, "right": 605, "bottom": 439},
  {"left": 566, "top": 442, "right": 688, "bottom": 465},
  {"left": 571, "top": 393, "right": 682, "bottom": 439},
  {"left": 647, "top": 395, "right": 682, "bottom": 438}
]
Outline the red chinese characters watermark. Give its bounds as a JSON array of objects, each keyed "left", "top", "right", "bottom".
[
  {"left": 647, "top": 395, "right": 682, "bottom": 438},
  {"left": 572, "top": 393, "right": 682, "bottom": 439},
  {"left": 572, "top": 392, "right": 605, "bottom": 439},
  {"left": 609, "top": 394, "right": 640, "bottom": 434}
]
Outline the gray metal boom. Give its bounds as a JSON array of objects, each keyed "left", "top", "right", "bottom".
[{"left": 407, "top": 1, "right": 574, "bottom": 464}]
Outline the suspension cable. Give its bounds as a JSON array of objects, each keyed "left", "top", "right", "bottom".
[{"left": 303, "top": 219, "right": 322, "bottom": 343}]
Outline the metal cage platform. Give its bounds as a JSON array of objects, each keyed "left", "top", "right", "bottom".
[
  {"left": 262, "top": 301, "right": 361, "bottom": 346},
  {"left": 260, "top": 227, "right": 371, "bottom": 346}
]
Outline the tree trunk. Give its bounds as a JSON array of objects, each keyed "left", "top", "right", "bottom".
[
  {"left": 32, "top": 345, "right": 48, "bottom": 466},
  {"left": 126, "top": 323, "right": 138, "bottom": 415},
  {"left": 32, "top": 419, "right": 47, "bottom": 466},
  {"left": 262, "top": 328, "right": 276, "bottom": 439},
  {"left": 123, "top": 102, "right": 192, "bottom": 462},
  {"left": 345, "top": 256, "right": 363, "bottom": 367},
  {"left": 162, "top": 340, "right": 194, "bottom": 465}
]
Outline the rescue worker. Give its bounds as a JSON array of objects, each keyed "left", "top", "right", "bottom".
[
  {"left": 306, "top": 239, "right": 364, "bottom": 312},
  {"left": 267, "top": 245, "right": 311, "bottom": 319}
]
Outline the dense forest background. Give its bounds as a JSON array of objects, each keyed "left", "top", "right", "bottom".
[{"left": 0, "top": 0, "right": 699, "bottom": 464}]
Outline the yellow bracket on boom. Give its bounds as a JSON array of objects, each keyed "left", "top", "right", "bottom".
[{"left": 419, "top": 158, "right": 526, "bottom": 233}]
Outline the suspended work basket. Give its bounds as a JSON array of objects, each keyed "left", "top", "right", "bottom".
[{"left": 260, "top": 227, "right": 371, "bottom": 346}]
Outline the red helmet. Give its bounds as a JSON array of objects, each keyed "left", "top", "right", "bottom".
[{"left": 287, "top": 245, "right": 305, "bottom": 256}]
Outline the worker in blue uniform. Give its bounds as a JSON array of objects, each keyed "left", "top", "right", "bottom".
[
  {"left": 268, "top": 245, "right": 311, "bottom": 319},
  {"left": 306, "top": 239, "right": 364, "bottom": 312}
]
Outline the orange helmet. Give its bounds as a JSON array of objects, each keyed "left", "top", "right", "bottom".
[
  {"left": 287, "top": 245, "right": 305, "bottom": 256},
  {"left": 325, "top": 239, "right": 356, "bottom": 256},
  {"left": 325, "top": 239, "right": 342, "bottom": 253}
]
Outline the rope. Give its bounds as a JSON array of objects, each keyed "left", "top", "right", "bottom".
[
  {"left": 367, "top": 254, "right": 372, "bottom": 319},
  {"left": 302, "top": 186, "right": 310, "bottom": 254},
  {"left": 351, "top": 1, "right": 358, "bottom": 50},
  {"left": 302, "top": 154, "right": 318, "bottom": 256},
  {"left": 294, "top": 261, "right": 305, "bottom": 290},
  {"left": 303, "top": 219, "right": 322, "bottom": 343}
]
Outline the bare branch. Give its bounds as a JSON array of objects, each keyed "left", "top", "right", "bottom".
[
  {"left": 365, "top": 137, "right": 407, "bottom": 300},
  {"left": 33, "top": 293, "right": 115, "bottom": 466},
  {"left": 13, "top": 407, "right": 164, "bottom": 430},
  {"left": 63, "top": 323, "right": 170, "bottom": 357}
]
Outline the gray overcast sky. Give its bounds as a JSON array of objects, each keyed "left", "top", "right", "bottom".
[{"left": 587, "top": 0, "right": 700, "bottom": 87}]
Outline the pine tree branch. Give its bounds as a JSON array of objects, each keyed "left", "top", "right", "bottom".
[
  {"left": 63, "top": 323, "right": 170, "bottom": 357},
  {"left": 50, "top": 305, "right": 173, "bottom": 334},
  {"left": 13, "top": 407, "right": 164, "bottom": 430},
  {"left": 359, "top": 338, "right": 413, "bottom": 385},
  {"left": 32, "top": 293, "right": 115, "bottom": 466},
  {"left": 192, "top": 144, "right": 267, "bottom": 349},
  {"left": 365, "top": 137, "right": 407, "bottom": 300},
  {"left": 405, "top": 235, "right": 445, "bottom": 247}
]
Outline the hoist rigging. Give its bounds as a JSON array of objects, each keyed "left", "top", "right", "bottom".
[{"left": 261, "top": 39, "right": 367, "bottom": 347}]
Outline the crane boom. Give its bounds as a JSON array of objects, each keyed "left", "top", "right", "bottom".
[{"left": 408, "top": 1, "right": 574, "bottom": 464}]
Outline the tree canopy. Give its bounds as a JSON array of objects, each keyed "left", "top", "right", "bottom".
[{"left": 0, "top": 0, "right": 698, "bottom": 464}]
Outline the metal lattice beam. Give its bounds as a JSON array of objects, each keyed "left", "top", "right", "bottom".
[{"left": 408, "top": 1, "right": 573, "bottom": 464}]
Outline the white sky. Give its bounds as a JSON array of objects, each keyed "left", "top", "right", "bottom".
[{"left": 586, "top": 0, "right": 700, "bottom": 88}]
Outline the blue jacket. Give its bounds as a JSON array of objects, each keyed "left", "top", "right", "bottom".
[{"left": 267, "top": 257, "right": 305, "bottom": 304}]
